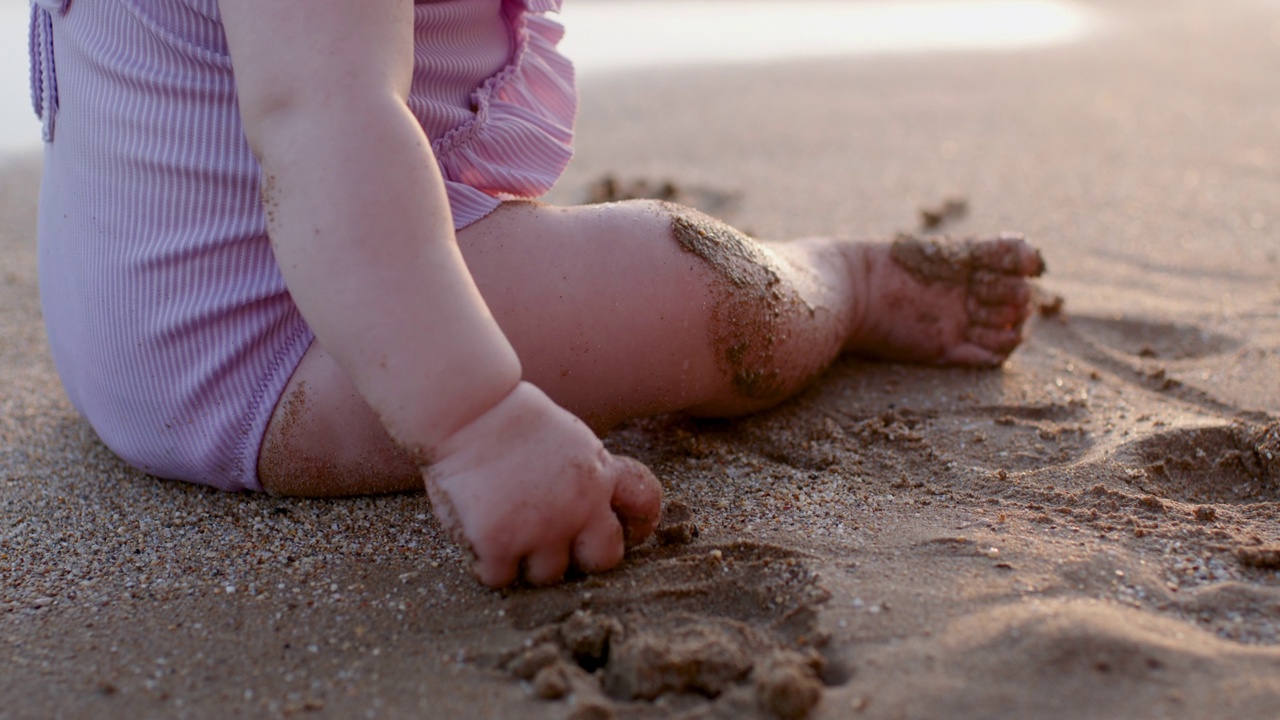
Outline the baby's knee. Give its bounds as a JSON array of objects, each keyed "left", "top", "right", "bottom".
[{"left": 657, "top": 203, "right": 811, "bottom": 401}]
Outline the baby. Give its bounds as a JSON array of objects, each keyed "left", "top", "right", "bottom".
[{"left": 30, "top": 0, "right": 1042, "bottom": 587}]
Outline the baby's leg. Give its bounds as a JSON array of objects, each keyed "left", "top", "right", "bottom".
[
  {"left": 460, "top": 201, "right": 861, "bottom": 426},
  {"left": 259, "top": 200, "right": 1041, "bottom": 496}
]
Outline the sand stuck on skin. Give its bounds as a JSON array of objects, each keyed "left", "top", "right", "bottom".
[{"left": 5, "top": 0, "right": 1280, "bottom": 717}]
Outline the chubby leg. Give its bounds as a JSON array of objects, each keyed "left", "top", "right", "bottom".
[{"left": 259, "top": 200, "right": 1042, "bottom": 496}]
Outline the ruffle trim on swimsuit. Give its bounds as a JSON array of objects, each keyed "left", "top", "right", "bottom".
[
  {"left": 523, "top": 0, "right": 562, "bottom": 12},
  {"left": 432, "top": 0, "right": 576, "bottom": 229},
  {"left": 28, "top": 0, "right": 68, "bottom": 142}
]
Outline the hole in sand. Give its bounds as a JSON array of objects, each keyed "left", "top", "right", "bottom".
[
  {"left": 497, "top": 540, "right": 849, "bottom": 716},
  {"left": 1124, "top": 423, "right": 1280, "bottom": 505},
  {"left": 504, "top": 611, "right": 838, "bottom": 716}
]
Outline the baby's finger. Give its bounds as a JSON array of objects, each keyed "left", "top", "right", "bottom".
[
  {"left": 608, "top": 455, "right": 663, "bottom": 547},
  {"left": 571, "top": 512, "right": 626, "bottom": 574},
  {"left": 522, "top": 546, "right": 571, "bottom": 587},
  {"left": 474, "top": 552, "right": 520, "bottom": 589}
]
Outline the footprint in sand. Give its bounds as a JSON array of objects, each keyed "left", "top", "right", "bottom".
[
  {"left": 1068, "top": 315, "right": 1241, "bottom": 362},
  {"left": 938, "top": 403, "right": 1095, "bottom": 474},
  {"left": 1037, "top": 312, "right": 1260, "bottom": 420},
  {"left": 494, "top": 534, "right": 848, "bottom": 719},
  {"left": 1119, "top": 423, "right": 1280, "bottom": 505},
  {"left": 844, "top": 600, "right": 1280, "bottom": 717}
]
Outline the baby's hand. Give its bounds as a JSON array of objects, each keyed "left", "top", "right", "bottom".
[{"left": 423, "top": 382, "right": 662, "bottom": 587}]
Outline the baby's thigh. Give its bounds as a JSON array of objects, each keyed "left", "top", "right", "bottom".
[{"left": 259, "top": 343, "right": 420, "bottom": 497}]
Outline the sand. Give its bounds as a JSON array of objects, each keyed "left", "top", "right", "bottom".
[{"left": 4, "top": 0, "right": 1280, "bottom": 717}]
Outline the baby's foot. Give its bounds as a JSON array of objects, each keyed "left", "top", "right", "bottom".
[{"left": 842, "top": 233, "right": 1045, "bottom": 366}]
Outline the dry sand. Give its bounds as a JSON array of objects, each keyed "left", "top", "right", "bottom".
[{"left": 4, "top": 0, "right": 1280, "bottom": 717}]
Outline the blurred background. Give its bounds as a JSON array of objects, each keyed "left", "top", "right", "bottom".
[
  {"left": 2, "top": 2, "right": 37, "bottom": 155},
  {"left": 0, "top": 0, "right": 1092, "bottom": 157}
]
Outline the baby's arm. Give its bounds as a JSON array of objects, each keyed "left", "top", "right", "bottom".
[{"left": 218, "top": 0, "right": 660, "bottom": 585}]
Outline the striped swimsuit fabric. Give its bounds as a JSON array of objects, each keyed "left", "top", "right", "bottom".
[{"left": 29, "top": 0, "right": 577, "bottom": 491}]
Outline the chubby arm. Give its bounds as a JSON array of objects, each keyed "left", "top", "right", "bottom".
[
  {"left": 220, "top": 0, "right": 519, "bottom": 456},
  {"left": 218, "top": 0, "right": 661, "bottom": 586}
]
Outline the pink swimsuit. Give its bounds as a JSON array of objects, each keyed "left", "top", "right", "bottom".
[{"left": 29, "top": 0, "right": 576, "bottom": 491}]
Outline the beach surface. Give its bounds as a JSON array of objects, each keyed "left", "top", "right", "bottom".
[{"left": 4, "top": 0, "right": 1280, "bottom": 717}]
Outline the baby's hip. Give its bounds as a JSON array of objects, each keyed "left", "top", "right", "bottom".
[{"left": 37, "top": 186, "right": 312, "bottom": 491}]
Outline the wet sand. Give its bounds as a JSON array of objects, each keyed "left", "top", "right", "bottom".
[{"left": 4, "top": 0, "right": 1280, "bottom": 717}]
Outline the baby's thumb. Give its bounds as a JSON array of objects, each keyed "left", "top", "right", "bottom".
[{"left": 608, "top": 455, "right": 662, "bottom": 547}]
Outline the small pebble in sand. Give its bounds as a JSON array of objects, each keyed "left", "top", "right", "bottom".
[
  {"left": 560, "top": 611, "right": 622, "bottom": 671},
  {"left": 918, "top": 196, "right": 968, "bottom": 231},
  {"left": 754, "top": 650, "right": 824, "bottom": 720},
  {"left": 585, "top": 174, "right": 681, "bottom": 204},
  {"left": 507, "top": 643, "right": 562, "bottom": 681},
  {"left": 655, "top": 499, "right": 700, "bottom": 546},
  {"left": 604, "top": 623, "right": 753, "bottom": 700},
  {"left": 1236, "top": 546, "right": 1280, "bottom": 569},
  {"left": 566, "top": 700, "right": 617, "bottom": 720},
  {"left": 1033, "top": 289, "right": 1065, "bottom": 317},
  {"left": 532, "top": 662, "right": 574, "bottom": 700}
]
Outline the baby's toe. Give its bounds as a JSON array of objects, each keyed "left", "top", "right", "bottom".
[
  {"left": 940, "top": 342, "right": 1005, "bottom": 367},
  {"left": 968, "top": 300, "right": 1031, "bottom": 328},
  {"left": 965, "top": 325, "right": 1022, "bottom": 355},
  {"left": 969, "top": 234, "right": 1045, "bottom": 277},
  {"left": 970, "top": 271, "right": 1032, "bottom": 305}
]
